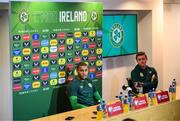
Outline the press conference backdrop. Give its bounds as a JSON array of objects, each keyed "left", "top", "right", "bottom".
[
  {"left": 103, "top": 14, "right": 138, "bottom": 58},
  {"left": 10, "top": 1, "right": 103, "bottom": 120}
]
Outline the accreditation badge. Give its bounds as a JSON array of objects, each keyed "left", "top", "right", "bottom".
[{"left": 140, "top": 72, "right": 144, "bottom": 77}]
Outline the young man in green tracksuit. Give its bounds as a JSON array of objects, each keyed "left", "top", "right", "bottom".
[
  {"left": 68, "top": 62, "right": 101, "bottom": 109},
  {"left": 131, "top": 52, "right": 158, "bottom": 94}
]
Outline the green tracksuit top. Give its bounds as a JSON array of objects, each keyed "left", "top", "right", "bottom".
[
  {"left": 68, "top": 78, "right": 98, "bottom": 106},
  {"left": 131, "top": 65, "right": 158, "bottom": 93}
]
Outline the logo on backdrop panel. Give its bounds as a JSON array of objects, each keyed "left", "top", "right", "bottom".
[
  {"left": 110, "top": 23, "right": 124, "bottom": 48},
  {"left": 19, "top": 9, "right": 29, "bottom": 24}
]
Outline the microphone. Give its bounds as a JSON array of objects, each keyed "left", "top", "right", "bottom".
[{"left": 122, "top": 85, "right": 138, "bottom": 97}]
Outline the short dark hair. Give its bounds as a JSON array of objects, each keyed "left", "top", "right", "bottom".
[
  {"left": 136, "top": 51, "right": 147, "bottom": 60},
  {"left": 76, "top": 62, "right": 88, "bottom": 69}
]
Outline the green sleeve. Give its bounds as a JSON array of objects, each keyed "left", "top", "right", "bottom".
[
  {"left": 94, "top": 91, "right": 102, "bottom": 102},
  {"left": 69, "top": 96, "right": 87, "bottom": 109}
]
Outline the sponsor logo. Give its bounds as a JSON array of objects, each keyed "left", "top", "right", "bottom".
[
  {"left": 97, "top": 30, "right": 103, "bottom": 37},
  {"left": 50, "top": 72, "right": 58, "bottom": 79},
  {"left": 13, "top": 50, "right": 21, "bottom": 56},
  {"left": 97, "top": 42, "right": 102, "bottom": 47},
  {"left": 32, "top": 68, "right": 40, "bottom": 75},
  {"left": 89, "top": 67, "right": 96, "bottom": 73},
  {"left": 23, "top": 48, "right": 31, "bottom": 55},
  {"left": 33, "top": 61, "right": 40, "bottom": 67},
  {"left": 58, "top": 45, "right": 65, "bottom": 52},
  {"left": 82, "top": 32, "right": 88, "bottom": 37},
  {"left": 66, "top": 32, "right": 73, "bottom": 38},
  {"left": 82, "top": 56, "right": 88, "bottom": 61},
  {"left": 96, "top": 71, "right": 102, "bottom": 78},
  {"left": 59, "top": 66, "right": 65, "bottom": 71},
  {"left": 42, "top": 67, "right": 49, "bottom": 73},
  {"left": 75, "top": 51, "right": 81, "bottom": 56},
  {"left": 32, "top": 81, "right": 40, "bottom": 88},
  {"left": 32, "top": 34, "right": 40, "bottom": 40},
  {"left": 96, "top": 48, "right": 103, "bottom": 54},
  {"left": 50, "top": 79, "right": 58, "bottom": 86},
  {"left": 41, "top": 73, "right": 49, "bottom": 80},
  {"left": 90, "top": 49, "right": 95, "bottom": 54},
  {"left": 97, "top": 66, "right": 102, "bottom": 71},
  {"left": 22, "top": 34, "right": 30, "bottom": 41},
  {"left": 90, "top": 61, "right": 95, "bottom": 66},
  {"left": 89, "top": 73, "right": 96, "bottom": 79},
  {"left": 82, "top": 37, "right": 88, "bottom": 43},
  {"left": 67, "top": 45, "right": 73, "bottom": 50},
  {"left": 50, "top": 60, "right": 57, "bottom": 65},
  {"left": 67, "top": 52, "right": 73, "bottom": 56},
  {"left": 13, "top": 84, "right": 22, "bottom": 91},
  {"left": 13, "top": 42, "right": 21, "bottom": 48},
  {"left": 75, "top": 45, "right": 80, "bottom": 49},
  {"left": 50, "top": 66, "right": 57, "bottom": 71},
  {"left": 110, "top": 23, "right": 124, "bottom": 48},
  {"left": 32, "top": 54, "right": 40, "bottom": 61},
  {"left": 74, "top": 32, "right": 81, "bottom": 38},
  {"left": 96, "top": 60, "right": 102, "bottom": 66},
  {"left": 89, "top": 31, "right": 96, "bottom": 37},
  {"left": 90, "top": 37, "right": 95, "bottom": 42},
  {"left": 41, "top": 54, "right": 49, "bottom": 60},
  {"left": 13, "top": 64, "right": 21, "bottom": 70},
  {"left": 33, "top": 75, "right": 40, "bottom": 81},
  {"left": 13, "top": 78, "right": 21, "bottom": 84},
  {"left": 59, "top": 71, "right": 66, "bottom": 77},
  {"left": 41, "top": 60, "right": 49, "bottom": 67},
  {"left": 67, "top": 71, "right": 73, "bottom": 76},
  {"left": 13, "top": 56, "right": 22, "bottom": 63},
  {"left": 32, "top": 48, "right": 40, "bottom": 53},
  {"left": 67, "top": 76, "right": 74, "bottom": 81},
  {"left": 19, "top": 9, "right": 29, "bottom": 24},
  {"left": 58, "top": 39, "right": 65, "bottom": 44},
  {"left": 23, "top": 55, "right": 30, "bottom": 61},
  {"left": 74, "top": 57, "right": 81, "bottom": 63},
  {"left": 50, "top": 46, "right": 57, "bottom": 53},
  {"left": 67, "top": 64, "right": 74, "bottom": 70},
  {"left": 50, "top": 53, "right": 58, "bottom": 59},
  {"left": 89, "top": 55, "right": 96, "bottom": 61},
  {"left": 41, "top": 34, "right": 48, "bottom": 39},
  {"left": 82, "top": 43, "right": 88, "bottom": 49},
  {"left": 13, "top": 35, "right": 21, "bottom": 41},
  {"left": 82, "top": 50, "right": 89, "bottom": 56},
  {"left": 41, "top": 47, "right": 49, "bottom": 53},
  {"left": 58, "top": 58, "right": 66, "bottom": 65},
  {"left": 58, "top": 32, "right": 65, "bottom": 38},
  {"left": 32, "top": 41, "right": 40, "bottom": 47},
  {"left": 13, "top": 70, "right": 22, "bottom": 78},
  {"left": 23, "top": 69, "right": 31, "bottom": 75},
  {"left": 58, "top": 78, "right": 66, "bottom": 84},
  {"left": 97, "top": 55, "right": 102, "bottom": 59},
  {"left": 23, "top": 63, "right": 30, "bottom": 68},
  {"left": 23, "top": 82, "right": 31, "bottom": 90},
  {"left": 67, "top": 58, "right": 73, "bottom": 63},
  {"left": 75, "top": 38, "right": 81, "bottom": 44},
  {"left": 89, "top": 43, "right": 96, "bottom": 49},
  {"left": 66, "top": 38, "right": 74, "bottom": 45},
  {"left": 50, "top": 33, "right": 57, "bottom": 39},
  {"left": 50, "top": 39, "right": 57, "bottom": 46},
  {"left": 91, "top": 11, "right": 98, "bottom": 22},
  {"left": 42, "top": 81, "right": 49, "bottom": 86},
  {"left": 59, "top": 52, "right": 65, "bottom": 57},
  {"left": 23, "top": 41, "right": 30, "bottom": 47},
  {"left": 41, "top": 40, "right": 49, "bottom": 46}
]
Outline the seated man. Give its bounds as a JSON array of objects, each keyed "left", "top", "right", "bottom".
[
  {"left": 68, "top": 62, "right": 101, "bottom": 109},
  {"left": 131, "top": 52, "right": 158, "bottom": 94}
]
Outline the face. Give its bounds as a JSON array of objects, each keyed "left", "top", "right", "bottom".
[
  {"left": 77, "top": 65, "right": 88, "bottom": 79},
  {"left": 136, "top": 55, "right": 147, "bottom": 68}
]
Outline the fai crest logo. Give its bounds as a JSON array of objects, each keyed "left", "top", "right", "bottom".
[
  {"left": 110, "top": 23, "right": 124, "bottom": 48},
  {"left": 91, "top": 11, "right": 98, "bottom": 21},
  {"left": 19, "top": 9, "right": 29, "bottom": 24}
]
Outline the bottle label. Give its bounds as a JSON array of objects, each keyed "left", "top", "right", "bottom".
[
  {"left": 133, "top": 96, "right": 148, "bottom": 110},
  {"left": 106, "top": 101, "right": 123, "bottom": 117},
  {"left": 156, "top": 91, "right": 169, "bottom": 104}
]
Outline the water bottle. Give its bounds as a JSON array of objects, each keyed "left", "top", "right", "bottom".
[
  {"left": 96, "top": 105, "right": 102, "bottom": 120},
  {"left": 172, "top": 79, "right": 176, "bottom": 86},
  {"left": 172, "top": 85, "right": 176, "bottom": 101},
  {"left": 128, "top": 94, "right": 133, "bottom": 111},
  {"left": 119, "top": 92, "right": 124, "bottom": 103},
  {"left": 151, "top": 88, "right": 156, "bottom": 106},
  {"left": 148, "top": 90, "right": 153, "bottom": 106},
  {"left": 123, "top": 95, "right": 129, "bottom": 113},
  {"left": 101, "top": 100, "right": 107, "bottom": 118},
  {"left": 169, "top": 85, "right": 173, "bottom": 101}
]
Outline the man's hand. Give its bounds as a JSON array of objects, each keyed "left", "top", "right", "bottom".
[{"left": 151, "top": 74, "right": 155, "bottom": 83}]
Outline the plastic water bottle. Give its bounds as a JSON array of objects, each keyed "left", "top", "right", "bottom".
[
  {"left": 148, "top": 90, "right": 153, "bottom": 106},
  {"left": 96, "top": 105, "right": 102, "bottom": 120},
  {"left": 169, "top": 85, "right": 173, "bottom": 101},
  {"left": 151, "top": 88, "right": 156, "bottom": 106},
  {"left": 128, "top": 94, "right": 133, "bottom": 111},
  {"left": 123, "top": 95, "right": 129, "bottom": 113},
  {"left": 101, "top": 100, "right": 107, "bottom": 118},
  {"left": 172, "top": 79, "right": 176, "bottom": 86},
  {"left": 172, "top": 85, "right": 176, "bottom": 101},
  {"left": 119, "top": 92, "right": 124, "bottom": 103}
]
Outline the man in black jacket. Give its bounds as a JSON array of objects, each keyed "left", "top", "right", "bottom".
[{"left": 131, "top": 52, "right": 158, "bottom": 94}]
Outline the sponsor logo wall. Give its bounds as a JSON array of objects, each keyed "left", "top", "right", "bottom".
[{"left": 11, "top": 1, "right": 102, "bottom": 120}]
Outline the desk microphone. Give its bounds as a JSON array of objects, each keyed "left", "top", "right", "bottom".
[{"left": 122, "top": 85, "right": 138, "bottom": 97}]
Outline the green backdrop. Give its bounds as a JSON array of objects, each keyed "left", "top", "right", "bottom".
[{"left": 10, "top": 1, "right": 102, "bottom": 120}]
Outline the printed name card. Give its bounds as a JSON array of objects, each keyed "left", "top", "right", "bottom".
[
  {"left": 156, "top": 91, "right": 169, "bottom": 104},
  {"left": 133, "top": 96, "right": 148, "bottom": 110},
  {"left": 106, "top": 101, "right": 123, "bottom": 117}
]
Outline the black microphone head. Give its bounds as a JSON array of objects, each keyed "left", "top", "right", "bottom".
[{"left": 122, "top": 85, "right": 128, "bottom": 91}]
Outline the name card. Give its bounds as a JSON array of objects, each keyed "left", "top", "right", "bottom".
[
  {"left": 133, "top": 96, "right": 148, "bottom": 110},
  {"left": 156, "top": 91, "right": 169, "bottom": 104},
  {"left": 106, "top": 101, "right": 123, "bottom": 117}
]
